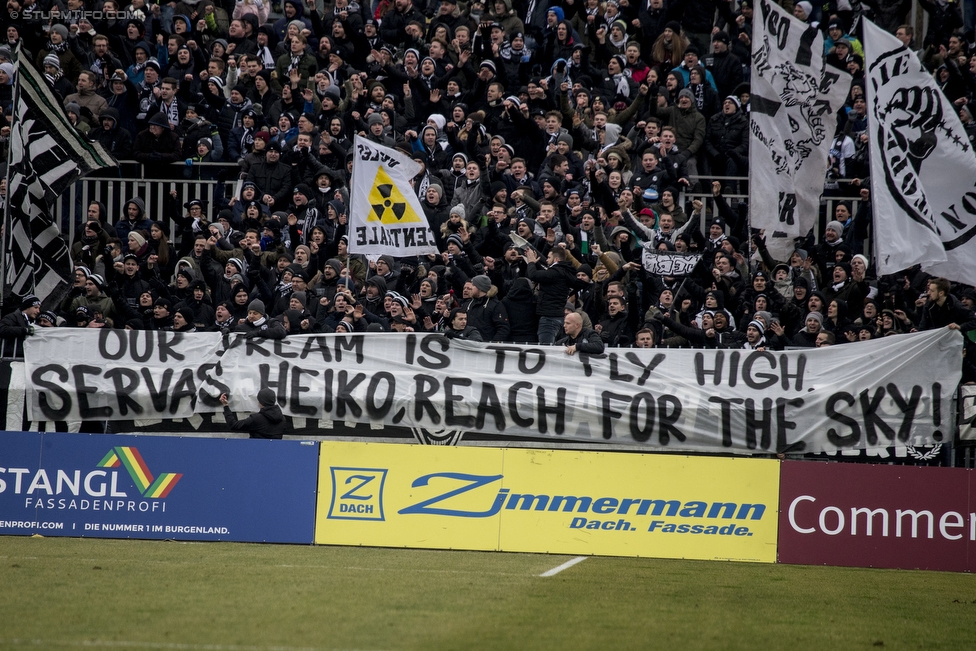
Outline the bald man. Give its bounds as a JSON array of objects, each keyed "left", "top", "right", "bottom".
[{"left": 558, "top": 311, "right": 605, "bottom": 355}]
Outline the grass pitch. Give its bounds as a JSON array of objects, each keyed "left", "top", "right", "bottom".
[{"left": 0, "top": 537, "right": 973, "bottom": 650}]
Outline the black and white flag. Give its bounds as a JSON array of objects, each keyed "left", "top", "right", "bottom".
[
  {"left": 640, "top": 250, "right": 702, "bottom": 276},
  {"left": 3, "top": 49, "right": 116, "bottom": 307},
  {"left": 864, "top": 20, "right": 976, "bottom": 282},
  {"left": 749, "top": 0, "right": 849, "bottom": 261}
]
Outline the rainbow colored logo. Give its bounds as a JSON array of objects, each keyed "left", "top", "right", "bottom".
[{"left": 97, "top": 447, "right": 183, "bottom": 498}]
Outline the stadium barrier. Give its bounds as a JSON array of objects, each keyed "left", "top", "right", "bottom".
[
  {"left": 314, "top": 441, "right": 780, "bottom": 562},
  {"left": 778, "top": 461, "right": 976, "bottom": 572},
  {"left": 3, "top": 432, "right": 974, "bottom": 572},
  {"left": 0, "top": 430, "right": 318, "bottom": 543}
]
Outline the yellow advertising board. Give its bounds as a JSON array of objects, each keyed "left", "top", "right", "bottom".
[{"left": 315, "top": 442, "right": 780, "bottom": 562}]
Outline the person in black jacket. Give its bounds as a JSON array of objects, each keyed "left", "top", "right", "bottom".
[
  {"left": 219, "top": 388, "right": 285, "bottom": 439},
  {"left": 0, "top": 294, "right": 41, "bottom": 357},
  {"left": 525, "top": 245, "right": 589, "bottom": 344},
  {"left": 559, "top": 311, "right": 605, "bottom": 355}
]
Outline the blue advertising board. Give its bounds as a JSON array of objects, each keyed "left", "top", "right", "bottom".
[{"left": 0, "top": 432, "right": 318, "bottom": 543}]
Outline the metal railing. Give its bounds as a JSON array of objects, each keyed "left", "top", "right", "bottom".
[{"left": 58, "top": 163, "right": 871, "bottom": 263}]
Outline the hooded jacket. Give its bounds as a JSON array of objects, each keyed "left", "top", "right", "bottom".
[{"left": 224, "top": 402, "right": 286, "bottom": 439}]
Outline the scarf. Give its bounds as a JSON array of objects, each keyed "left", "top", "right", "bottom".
[
  {"left": 612, "top": 73, "right": 630, "bottom": 98},
  {"left": 258, "top": 46, "right": 275, "bottom": 69},
  {"left": 691, "top": 83, "right": 705, "bottom": 111},
  {"left": 50, "top": 41, "right": 68, "bottom": 54},
  {"left": 288, "top": 53, "right": 303, "bottom": 73}
]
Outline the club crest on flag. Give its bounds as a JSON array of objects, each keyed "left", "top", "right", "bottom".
[
  {"left": 348, "top": 135, "right": 438, "bottom": 256},
  {"left": 864, "top": 19, "right": 976, "bottom": 283}
]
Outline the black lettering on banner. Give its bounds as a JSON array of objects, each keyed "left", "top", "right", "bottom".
[
  {"left": 536, "top": 386, "right": 565, "bottom": 434},
  {"left": 761, "top": 0, "right": 790, "bottom": 50},
  {"left": 745, "top": 398, "right": 773, "bottom": 449},
  {"left": 246, "top": 338, "right": 271, "bottom": 357},
  {"left": 859, "top": 387, "right": 896, "bottom": 445},
  {"left": 73, "top": 364, "right": 112, "bottom": 419},
  {"left": 355, "top": 226, "right": 367, "bottom": 246},
  {"left": 601, "top": 391, "right": 631, "bottom": 439},
  {"left": 260, "top": 362, "right": 290, "bottom": 404},
  {"left": 365, "top": 372, "right": 395, "bottom": 419},
  {"left": 777, "top": 398, "right": 804, "bottom": 452},
  {"left": 32, "top": 364, "right": 71, "bottom": 420},
  {"left": 141, "top": 368, "right": 173, "bottom": 411},
  {"left": 609, "top": 353, "right": 634, "bottom": 383},
  {"left": 169, "top": 369, "right": 197, "bottom": 414},
  {"left": 98, "top": 328, "right": 126, "bottom": 360},
  {"left": 727, "top": 351, "right": 740, "bottom": 387},
  {"left": 104, "top": 368, "right": 142, "bottom": 416},
  {"left": 323, "top": 368, "right": 334, "bottom": 412},
  {"left": 932, "top": 382, "right": 943, "bottom": 440},
  {"left": 413, "top": 374, "right": 440, "bottom": 423},
  {"left": 336, "top": 370, "right": 366, "bottom": 418},
  {"left": 519, "top": 349, "right": 546, "bottom": 374},
  {"left": 405, "top": 334, "right": 417, "bottom": 365},
  {"left": 778, "top": 192, "right": 797, "bottom": 226},
  {"left": 418, "top": 335, "right": 450, "bottom": 369},
  {"left": 826, "top": 391, "right": 860, "bottom": 446},
  {"left": 781, "top": 354, "right": 806, "bottom": 391},
  {"left": 157, "top": 332, "right": 185, "bottom": 362},
  {"left": 335, "top": 335, "right": 365, "bottom": 364},
  {"left": 709, "top": 396, "right": 744, "bottom": 447},
  {"left": 299, "top": 336, "right": 333, "bottom": 362},
  {"left": 886, "top": 383, "right": 922, "bottom": 441},
  {"left": 629, "top": 392, "right": 655, "bottom": 442},
  {"left": 475, "top": 382, "right": 505, "bottom": 431},
  {"left": 695, "top": 352, "right": 724, "bottom": 386},
  {"left": 130, "top": 330, "right": 155, "bottom": 363},
  {"left": 196, "top": 364, "right": 228, "bottom": 407},
  {"left": 657, "top": 395, "right": 684, "bottom": 444},
  {"left": 743, "top": 352, "right": 778, "bottom": 390},
  {"left": 576, "top": 351, "right": 599, "bottom": 377},
  {"left": 444, "top": 377, "right": 474, "bottom": 428},
  {"left": 487, "top": 345, "right": 520, "bottom": 374},
  {"left": 274, "top": 339, "right": 298, "bottom": 359},
  {"left": 625, "top": 352, "right": 666, "bottom": 386},
  {"left": 291, "top": 366, "right": 320, "bottom": 416},
  {"left": 508, "top": 381, "right": 534, "bottom": 428}
]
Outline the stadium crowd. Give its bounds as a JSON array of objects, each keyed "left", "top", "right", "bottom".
[{"left": 0, "top": 0, "right": 975, "bottom": 382}]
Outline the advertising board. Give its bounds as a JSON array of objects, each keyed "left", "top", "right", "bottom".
[
  {"left": 316, "top": 442, "right": 780, "bottom": 561},
  {"left": 0, "top": 432, "right": 319, "bottom": 543},
  {"left": 778, "top": 461, "right": 974, "bottom": 572}
]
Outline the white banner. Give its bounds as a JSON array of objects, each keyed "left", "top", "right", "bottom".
[
  {"left": 749, "top": 0, "right": 850, "bottom": 261},
  {"left": 24, "top": 329, "right": 962, "bottom": 455},
  {"left": 348, "top": 135, "right": 438, "bottom": 256},
  {"left": 863, "top": 20, "right": 976, "bottom": 282},
  {"left": 641, "top": 250, "right": 701, "bottom": 276}
]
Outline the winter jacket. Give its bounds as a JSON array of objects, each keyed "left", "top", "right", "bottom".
[{"left": 224, "top": 403, "right": 286, "bottom": 439}]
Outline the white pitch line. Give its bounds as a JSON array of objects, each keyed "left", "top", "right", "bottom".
[{"left": 539, "top": 556, "right": 587, "bottom": 577}]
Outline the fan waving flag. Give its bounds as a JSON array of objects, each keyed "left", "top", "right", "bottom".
[
  {"left": 748, "top": 0, "right": 850, "bottom": 261},
  {"left": 348, "top": 135, "right": 438, "bottom": 256},
  {"left": 3, "top": 46, "right": 116, "bottom": 308},
  {"left": 863, "top": 19, "right": 976, "bottom": 283}
]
